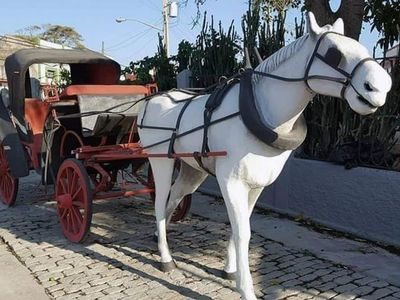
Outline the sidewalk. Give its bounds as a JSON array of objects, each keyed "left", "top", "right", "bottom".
[
  {"left": 192, "top": 194, "right": 400, "bottom": 287},
  {"left": 0, "top": 229, "right": 49, "bottom": 300}
]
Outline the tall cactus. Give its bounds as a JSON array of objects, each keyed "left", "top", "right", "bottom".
[{"left": 191, "top": 13, "right": 241, "bottom": 88}]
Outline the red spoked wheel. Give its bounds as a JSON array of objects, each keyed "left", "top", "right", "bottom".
[
  {"left": 170, "top": 193, "right": 192, "bottom": 223},
  {"left": 0, "top": 142, "right": 18, "bottom": 207},
  {"left": 147, "top": 161, "right": 192, "bottom": 222},
  {"left": 55, "top": 159, "right": 93, "bottom": 243}
]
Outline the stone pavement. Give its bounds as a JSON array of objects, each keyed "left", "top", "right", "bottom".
[{"left": 0, "top": 174, "right": 399, "bottom": 300}]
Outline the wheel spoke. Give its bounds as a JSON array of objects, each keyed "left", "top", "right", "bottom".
[
  {"left": 67, "top": 211, "right": 74, "bottom": 233},
  {"left": 72, "top": 199, "right": 84, "bottom": 208},
  {"left": 69, "top": 209, "right": 78, "bottom": 234},
  {"left": 59, "top": 176, "right": 68, "bottom": 195},
  {"left": 60, "top": 208, "right": 68, "bottom": 220},
  {"left": 71, "top": 206, "right": 83, "bottom": 226},
  {"left": 70, "top": 171, "right": 78, "bottom": 195},
  {"left": 71, "top": 185, "right": 83, "bottom": 201},
  {"left": 64, "top": 211, "right": 70, "bottom": 232},
  {"left": 66, "top": 168, "right": 72, "bottom": 194}
]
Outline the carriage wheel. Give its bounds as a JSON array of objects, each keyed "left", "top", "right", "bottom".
[
  {"left": 56, "top": 159, "right": 93, "bottom": 243},
  {"left": 147, "top": 161, "right": 192, "bottom": 222},
  {"left": 0, "top": 142, "right": 18, "bottom": 207}
]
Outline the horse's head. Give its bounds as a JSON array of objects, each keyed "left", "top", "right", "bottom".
[{"left": 306, "top": 12, "right": 392, "bottom": 115}]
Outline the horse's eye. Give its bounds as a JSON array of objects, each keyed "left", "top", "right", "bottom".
[{"left": 325, "top": 47, "right": 342, "bottom": 68}]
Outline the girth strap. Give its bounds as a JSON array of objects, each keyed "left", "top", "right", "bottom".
[
  {"left": 168, "top": 98, "right": 193, "bottom": 158},
  {"left": 202, "top": 78, "right": 240, "bottom": 155}
]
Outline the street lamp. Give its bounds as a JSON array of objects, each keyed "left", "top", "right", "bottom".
[{"left": 115, "top": 17, "right": 163, "bottom": 32}]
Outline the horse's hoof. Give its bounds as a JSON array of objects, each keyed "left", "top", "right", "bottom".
[
  {"left": 160, "top": 260, "right": 176, "bottom": 272},
  {"left": 221, "top": 270, "right": 236, "bottom": 280}
]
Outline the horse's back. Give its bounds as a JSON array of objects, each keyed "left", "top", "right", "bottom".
[{"left": 138, "top": 91, "right": 209, "bottom": 152}]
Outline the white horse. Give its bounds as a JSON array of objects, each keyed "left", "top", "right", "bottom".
[{"left": 138, "top": 12, "right": 392, "bottom": 300}]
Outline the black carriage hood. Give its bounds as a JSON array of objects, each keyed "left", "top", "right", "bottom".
[{"left": 4, "top": 48, "right": 121, "bottom": 139}]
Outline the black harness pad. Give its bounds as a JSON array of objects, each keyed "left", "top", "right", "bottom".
[
  {"left": 205, "top": 79, "right": 239, "bottom": 113},
  {"left": 239, "top": 69, "right": 278, "bottom": 145},
  {"left": 239, "top": 69, "right": 307, "bottom": 150}
]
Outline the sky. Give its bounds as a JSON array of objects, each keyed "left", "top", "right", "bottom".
[{"left": 0, "top": 0, "right": 382, "bottom": 67}]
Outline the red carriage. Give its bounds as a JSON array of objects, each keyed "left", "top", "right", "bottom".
[{"left": 0, "top": 48, "right": 193, "bottom": 242}]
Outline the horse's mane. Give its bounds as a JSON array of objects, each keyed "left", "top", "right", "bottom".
[{"left": 254, "top": 34, "right": 309, "bottom": 82}]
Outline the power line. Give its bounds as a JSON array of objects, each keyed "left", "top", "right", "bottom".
[
  {"left": 106, "top": 18, "right": 163, "bottom": 51},
  {"left": 146, "top": 0, "right": 161, "bottom": 11},
  {"left": 107, "top": 27, "right": 159, "bottom": 52},
  {"left": 105, "top": 28, "right": 153, "bottom": 51}
]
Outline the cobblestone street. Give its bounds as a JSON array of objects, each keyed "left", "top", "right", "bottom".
[{"left": 0, "top": 176, "right": 399, "bottom": 300}]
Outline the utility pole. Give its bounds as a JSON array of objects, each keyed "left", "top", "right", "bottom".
[{"left": 162, "top": 0, "right": 170, "bottom": 57}]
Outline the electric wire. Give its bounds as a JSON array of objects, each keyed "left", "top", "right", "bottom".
[{"left": 105, "top": 28, "right": 154, "bottom": 51}]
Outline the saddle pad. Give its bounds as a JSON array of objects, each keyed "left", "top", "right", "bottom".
[{"left": 78, "top": 94, "right": 144, "bottom": 136}]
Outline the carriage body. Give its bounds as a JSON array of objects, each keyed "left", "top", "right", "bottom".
[{"left": 0, "top": 48, "right": 190, "bottom": 242}]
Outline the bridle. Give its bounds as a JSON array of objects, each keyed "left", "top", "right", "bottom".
[{"left": 253, "top": 31, "right": 379, "bottom": 108}]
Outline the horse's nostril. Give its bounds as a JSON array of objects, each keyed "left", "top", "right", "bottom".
[{"left": 364, "top": 82, "right": 374, "bottom": 92}]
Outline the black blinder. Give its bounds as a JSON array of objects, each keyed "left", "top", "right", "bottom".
[{"left": 325, "top": 47, "right": 342, "bottom": 68}]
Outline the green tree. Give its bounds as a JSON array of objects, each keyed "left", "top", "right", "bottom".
[
  {"left": 176, "top": 40, "right": 194, "bottom": 72},
  {"left": 16, "top": 24, "right": 84, "bottom": 48},
  {"left": 184, "top": 0, "right": 299, "bottom": 24},
  {"left": 41, "top": 25, "right": 84, "bottom": 48},
  {"left": 126, "top": 56, "right": 156, "bottom": 85},
  {"left": 364, "top": 0, "right": 400, "bottom": 51},
  {"left": 154, "top": 34, "right": 176, "bottom": 90}
]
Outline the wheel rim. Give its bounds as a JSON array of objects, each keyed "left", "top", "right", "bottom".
[
  {"left": 0, "top": 143, "right": 17, "bottom": 206},
  {"left": 170, "top": 195, "right": 192, "bottom": 222},
  {"left": 56, "top": 160, "right": 92, "bottom": 243}
]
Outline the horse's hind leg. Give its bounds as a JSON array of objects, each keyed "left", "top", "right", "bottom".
[
  {"left": 165, "top": 161, "right": 208, "bottom": 224},
  {"left": 149, "top": 158, "right": 176, "bottom": 271}
]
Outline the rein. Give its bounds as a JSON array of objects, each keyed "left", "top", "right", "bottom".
[
  {"left": 139, "top": 31, "right": 380, "bottom": 156},
  {"left": 254, "top": 31, "right": 379, "bottom": 108}
]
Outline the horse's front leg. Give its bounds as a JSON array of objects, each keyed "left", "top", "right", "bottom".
[
  {"left": 218, "top": 177, "right": 257, "bottom": 300},
  {"left": 223, "top": 187, "right": 264, "bottom": 280},
  {"left": 149, "top": 158, "right": 176, "bottom": 272}
]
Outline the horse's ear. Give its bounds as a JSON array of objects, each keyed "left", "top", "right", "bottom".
[
  {"left": 306, "top": 12, "right": 322, "bottom": 38},
  {"left": 332, "top": 18, "right": 344, "bottom": 34}
]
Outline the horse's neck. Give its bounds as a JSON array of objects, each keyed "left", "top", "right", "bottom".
[{"left": 253, "top": 41, "right": 315, "bottom": 134}]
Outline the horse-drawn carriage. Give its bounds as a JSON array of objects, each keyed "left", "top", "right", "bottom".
[
  {"left": 0, "top": 13, "right": 394, "bottom": 300},
  {"left": 0, "top": 48, "right": 192, "bottom": 242}
]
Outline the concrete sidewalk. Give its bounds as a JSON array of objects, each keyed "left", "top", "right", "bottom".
[
  {"left": 192, "top": 193, "right": 400, "bottom": 287},
  {"left": 0, "top": 235, "right": 49, "bottom": 300}
]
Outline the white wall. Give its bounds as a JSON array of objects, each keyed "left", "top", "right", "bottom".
[{"left": 200, "top": 157, "right": 400, "bottom": 247}]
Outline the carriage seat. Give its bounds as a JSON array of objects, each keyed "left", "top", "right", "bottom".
[{"left": 60, "top": 85, "right": 147, "bottom": 137}]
